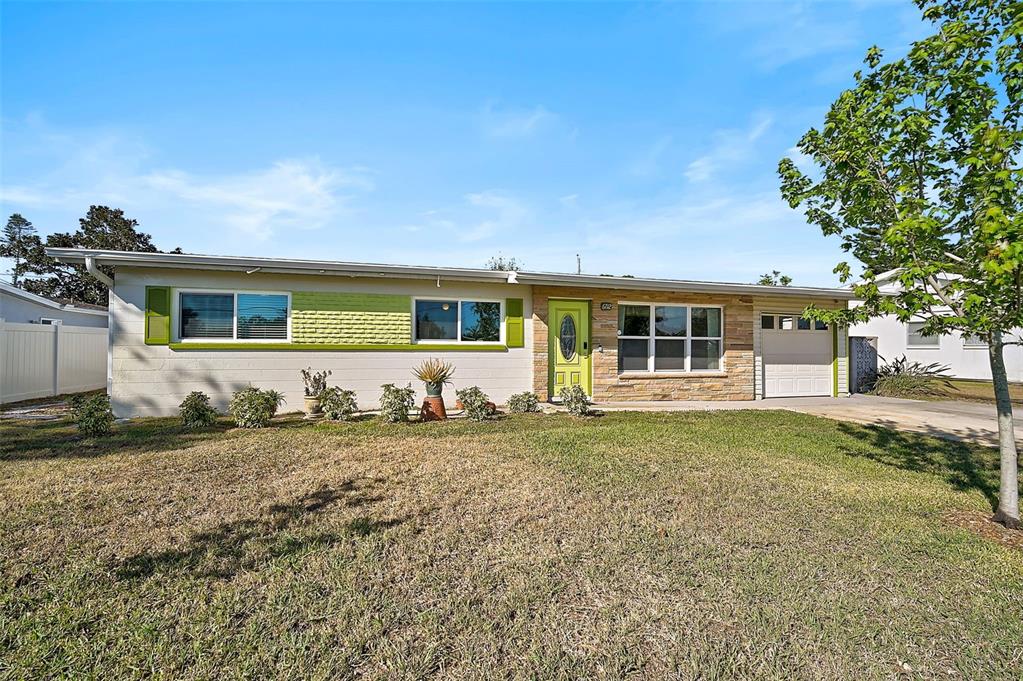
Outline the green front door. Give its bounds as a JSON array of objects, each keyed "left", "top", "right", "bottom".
[{"left": 548, "top": 299, "right": 592, "bottom": 398}]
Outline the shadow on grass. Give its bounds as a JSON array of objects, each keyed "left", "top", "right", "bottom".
[
  {"left": 115, "top": 478, "right": 403, "bottom": 580},
  {"left": 0, "top": 417, "right": 238, "bottom": 462},
  {"left": 836, "top": 420, "right": 1003, "bottom": 509}
]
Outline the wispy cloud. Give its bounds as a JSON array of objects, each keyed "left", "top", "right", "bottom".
[
  {"left": 0, "top": 123, "right": 374, "bottom": 240},
  {"left": 142, "top": 160, "right": 372, "bottom": 239},
  {"left": 684, "top": 115, "right": 773, "bottom": 183},
  {"left": 479, "top": 101, "right": 556, "bottom": 138},
  {"left": 460, "top": 190, "right": 528, "bottom": 241},
  {"left": 627, "top": 135, "right": 673, "bottom": 177}
]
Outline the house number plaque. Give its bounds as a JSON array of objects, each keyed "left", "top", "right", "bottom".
[{"left": 600, "top": 302, "right": 613, "bottom": 311}]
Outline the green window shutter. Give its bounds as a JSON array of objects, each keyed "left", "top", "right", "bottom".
[
  {"left": 145, "top": 286, "right": 171, "bottom": 345},
  {"left": 506, "top": 298, "right": 524, "bottom": 348}
]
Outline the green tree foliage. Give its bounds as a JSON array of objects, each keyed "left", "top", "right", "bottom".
[
  {"left": 485, "top": 255, "right": 522, "bottom": 271},
  {"left": 779, "top": 0, "right": 1022, "bottom": 528},
  {"left": 756, "top": 270, "right": 793, "bottom": 286},
  {"left": 16, "top": 205, "right": 181, "bottom": 305},
  {"left": 0, "top": 214, "right": 38, "bottom": 286}
]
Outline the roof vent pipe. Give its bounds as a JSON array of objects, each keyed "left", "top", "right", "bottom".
[{"left": 84, "top": 256, "right": 114, "bottom": 289}]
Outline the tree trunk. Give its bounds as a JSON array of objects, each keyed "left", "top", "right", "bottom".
[{"left": 989, "top": 333, "right": 1020, "bottom": 530}]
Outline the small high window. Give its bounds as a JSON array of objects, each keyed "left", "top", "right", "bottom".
[{"left": 906, "top": 321, "right": 939, "bottom": 347}]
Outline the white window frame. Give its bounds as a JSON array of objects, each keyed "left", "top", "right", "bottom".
[
  {"left": 616, "top": 302, "right": 724, "bottom": 374},
  {"left": 962, "top": 332, "right": 988, "bottom": 348},
  {"left": 39, "top": 317, "right": 63, "bottom": 325},
  {"left": 172, "top": 288, "right": 292, "bottom": 343},
  {"left": 412, "top": 296, "right": 505, "bottom": 345},
  {"left": 906, "top": 320, "right": 939, "bottom": 348}
]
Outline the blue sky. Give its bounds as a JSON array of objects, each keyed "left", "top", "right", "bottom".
[{"left": 1, "top": 1, "right": 929, "bottom": 286}]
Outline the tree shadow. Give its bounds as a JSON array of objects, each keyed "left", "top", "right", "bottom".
[
  {"left": 835, "top": 420, "right": 1004, "bottom": 509},
  {"left": 0, "top": 416, "right": 238, "bottom": 462},
  {"left": 114, "top": 478, "right": 404, "bottom": 580}
]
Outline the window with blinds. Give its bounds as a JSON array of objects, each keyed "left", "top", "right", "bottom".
[{"left": 178, "top": 291, "right": 289, "bottom": 341}]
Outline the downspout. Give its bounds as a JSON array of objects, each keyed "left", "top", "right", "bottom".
[
  {"left": 84, "top": 256, "right": 115, "bottom": 402},
  {"left": 85, "top": 256, "right": 114, "bottom": 288}
]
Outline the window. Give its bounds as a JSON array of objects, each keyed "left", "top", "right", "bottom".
[
  {"left": 963, "top": 333, "right": 987, "bottom": 347},
  {"left": 906, "top": 321, "right": 939, "bottom": 347},
  {"left": 617, "top": 303, "right": 722, "bottom": 373},
  {"left": 38, "top": 317, "right": 62, "bottom": 325},
  {"left": 761, "top": 314, "right": 828, "bottom": 332},
  {"left": 414, "top": 299, "right": 501, "bottom": 343},
  {"left": 178, "top": 291, "right": 289, "bottom": 341}
]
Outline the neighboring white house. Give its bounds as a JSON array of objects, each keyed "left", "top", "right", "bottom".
[
  {"left": 0, "top": 281, "right": 109, "bottom": 327},
  {"left": 0, "top": 281, "right": 109, "bottom": 404},
  {"left": 849, "top": 272, "right": 1023, "bottom": 383}
]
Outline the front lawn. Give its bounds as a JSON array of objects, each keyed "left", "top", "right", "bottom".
[{"left": 1, "top": 411, "right": 1020, "bottom": 679}]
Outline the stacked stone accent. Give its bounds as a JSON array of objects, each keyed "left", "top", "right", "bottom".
[
  {"left": 532, "top": 286, "right": 755, "bottom": 402},
  {"left": 291, "top": 291, "right": 411, "bottom": 345}
]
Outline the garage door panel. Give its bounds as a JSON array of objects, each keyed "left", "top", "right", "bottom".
[{"left": 762, "top": 328, "right": 832, "bottom": 398}]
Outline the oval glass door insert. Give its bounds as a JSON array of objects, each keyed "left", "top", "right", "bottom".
[{"left": 559, "top": 314, "right": 577, "bottom": 360}]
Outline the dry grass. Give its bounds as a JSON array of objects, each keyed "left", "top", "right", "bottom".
[
  {"left": 1, "top": 411, "right": 1021, "bottom": 679},
  {"left": 933, "top": 378, "right": 1023, "bottom": 405}
]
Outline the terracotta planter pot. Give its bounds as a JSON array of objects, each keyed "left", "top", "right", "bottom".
[{"left": 420, "top": 396, "right": 447, "bottom": 421}]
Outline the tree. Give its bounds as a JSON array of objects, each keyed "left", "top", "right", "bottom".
[
  {"left": 757, "top": 270, "right": 793, "bottom": 286},
  {"left": 485, "top": 255, "right": 522, "bottom": 271},
  {"left": 779, "top": 0, "right": 1021, "bottom": 528},
  {"left": 0, "top": 214, "right": 38, "bottom": 286},
  {"left": 20, "top": 205, "right": 180, "bottom": 306}
]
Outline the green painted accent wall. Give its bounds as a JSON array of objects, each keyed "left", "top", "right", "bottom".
[
  {"left": 291, "top": 291, "right": 411, "bottom": 344},
  {"left": 832, "top": 325, "right": 839, "bottom": 397}
]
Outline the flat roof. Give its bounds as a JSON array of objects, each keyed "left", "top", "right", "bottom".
[{"left": 46, "top": 248, "right": 856, "bottom": 300}]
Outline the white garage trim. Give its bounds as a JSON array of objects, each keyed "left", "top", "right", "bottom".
[{"left": 755, "top": 308, "right": 846, "bottom": 399}]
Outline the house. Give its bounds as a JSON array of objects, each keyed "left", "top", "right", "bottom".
[
  {"left": 0, "top": 281, "right": 109, "bottom": 327},
  {"left": 849, "top": 271, "right": 1023, "bottom": 383},
  {"left": 45, "top": 248, "right": 857, "bottom": 418},
  {"left": 0, "top": 281, "right": 109, "bottom": 404}
]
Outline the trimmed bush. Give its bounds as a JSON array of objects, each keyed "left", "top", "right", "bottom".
[
  {"left": 379, "top": 383, "right": 415, "bottom": 423},
  {"left": 559, "top": 385, "right": 591, "bottom": 416},
  {"left": 507, "top": 391, "right": 540, "bottom": 414},
  {"left": 179, "top": 391, "right": 218, "bottom": 429},
  {"left": 71, "top": 393, "right": 114, "bottom": 436},
  {"left": 320, "top": 387, "right": 359, "bottom": 421},
  {"left": 456, "top": 386, "right": 496, "bottom": 421},
  {"left": 228, "top": 387, "right": 285, "bottom": 428}
]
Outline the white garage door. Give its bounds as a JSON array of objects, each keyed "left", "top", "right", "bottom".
[{"left": 761, "top": 314, "right": 833, "bottom": 398}]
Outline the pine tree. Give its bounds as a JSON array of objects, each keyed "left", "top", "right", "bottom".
[{"left": 0, "top": 214, "right": 38, "bottom": 286}]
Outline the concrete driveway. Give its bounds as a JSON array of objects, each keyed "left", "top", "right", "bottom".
[{"left": 597, "top": 394, "right": 1023, "bottom": 448}]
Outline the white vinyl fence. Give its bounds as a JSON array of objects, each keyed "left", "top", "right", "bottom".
[{"left": 0, "top": 322, "right": 107, "bottom": 404}]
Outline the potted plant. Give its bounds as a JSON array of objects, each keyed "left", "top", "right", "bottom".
[
  {"left": 300, "top": 367, "right": 332, "bottom": 416},
  {"left": 412, "top": 358, "right": 455, "bottom": 421},
  {"left": 413, "top": 358, "right": 454, "bottom": 397}
]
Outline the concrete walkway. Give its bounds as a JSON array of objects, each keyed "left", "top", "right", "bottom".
[{"left": 595, "top": 394, "right": 1023, "bottom": 448}]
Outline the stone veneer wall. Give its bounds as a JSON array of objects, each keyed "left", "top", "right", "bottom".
[{"left": 532, "top": 286, "right": 756, "bottom": 402}]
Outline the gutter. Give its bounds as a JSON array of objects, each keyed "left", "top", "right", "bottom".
[{"left": 85, "top": 255, "right": 114, "bottom": 288}]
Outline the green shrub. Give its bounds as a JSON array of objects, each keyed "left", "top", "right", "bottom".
[
  {"left": 507, "top": 391, "right": 540, "bottom": 414},
  {"left": 320, "top": 386, "right": 359, "bottom": 421},
  {"left": 379, "top": 383, "right": 415, "bottom": 423},
  {"left": 179, "top": 391, "right": 218, "bottom": 429},
  {"left": 228, "top": 387, "right": 285, "bottom": 428},
  {"left": 870, "top": 355, "right": 955, "bottom": 398},
  {"left": 71, "top": 393, "right": 115, "bottom": 436},
  {"left": 456, "top": 386, "right": 496, "bottom": 421},
  {"left": 559, "top": 385, "right": 591, "bottom": 416}
]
